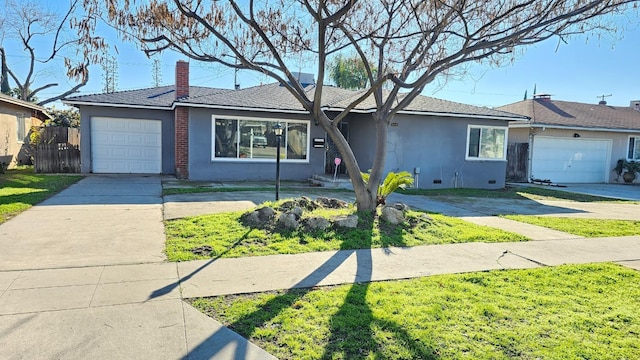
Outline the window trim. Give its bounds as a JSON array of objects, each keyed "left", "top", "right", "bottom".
[
  {"left": 628, "top": 135, "right": 640, "bottom": 161},
  {"left": 211, "top": 115, "right": 310, "bottom": 163},
  {"left": 16, "top": 113, "right": 26, "bottom": 143},
  {"left": 465, "top": 125, "right": 508, "bottom": 161}
]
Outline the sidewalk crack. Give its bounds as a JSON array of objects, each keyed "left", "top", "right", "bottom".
[{"left": 88, "top": 266, "right": 106, "bottom": 308}]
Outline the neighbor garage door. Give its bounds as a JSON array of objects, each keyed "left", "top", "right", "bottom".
[
  {"left": 91, "top": 117, "right": 162, "bottom": 174},
  {"left": 531, "top": 136, "right": 611, "bottom": 183}
]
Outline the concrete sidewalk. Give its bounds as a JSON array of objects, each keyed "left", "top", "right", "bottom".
[{"left": 1, "top": 236, "right": 639, "bottom": 359}]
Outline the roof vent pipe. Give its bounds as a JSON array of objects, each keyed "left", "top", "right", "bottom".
[{"left": 533, "top": 94, "right": 552, "bottom": 101}]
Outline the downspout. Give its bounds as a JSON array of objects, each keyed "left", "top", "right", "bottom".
[{"left": 527, "top": 130, "right": 534, "bottom": 182}]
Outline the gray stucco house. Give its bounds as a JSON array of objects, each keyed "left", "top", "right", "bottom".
[
  {"left": 498, "top": 94, "right": 640, "bottom": 184},
  {"left": 63, "top": 61, "right": 526, "bottom": 189}
]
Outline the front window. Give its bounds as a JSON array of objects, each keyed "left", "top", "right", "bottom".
[
  {"left": 212, "top": 117, "right": 309, "bottom": 162},
  {"left": 16, "top": 113, "right": 26, "bottom": 142},
  {"left": 629, "top": 136, "right": 640, "bottom": 160},
  {"left": 466, "top": 125, "right": 507, "bottom": 160}
]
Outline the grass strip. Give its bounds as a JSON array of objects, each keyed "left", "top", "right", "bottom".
[
  {"left": 400, "top": 186, "right": 631, "bottom": 203},
  {"left": 502, "top": 215, "right": 640, "bottom": 237},
  {"left": 163, "top": 186, "right": 352, "bottom": 196},
  {"left": 190, "top": 263, "right": 640, "bottom": 360},
  {"left": 165, "top": 207, "right": 527, "bottom": 261}
]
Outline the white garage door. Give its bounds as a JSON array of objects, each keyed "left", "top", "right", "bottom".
[
  {"left": 91, "top": 117, "right": 162, "bottom": 174},
  {"left": 531, "top": 136, "right": 611, "bottom": 183}
]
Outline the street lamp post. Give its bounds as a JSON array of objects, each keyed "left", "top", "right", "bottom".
[{"left": 274, "top": 123, "right": 283, "bottom": 200}]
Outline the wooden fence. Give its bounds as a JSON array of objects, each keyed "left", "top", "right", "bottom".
[
  {"left": 506, "top": 143, "right": 528, "bottom": 182},
  {"left": 33, "top": 127, "right": 81, "bottom": 173}
]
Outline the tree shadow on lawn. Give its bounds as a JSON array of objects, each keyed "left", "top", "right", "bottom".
[{"left": 181, "top": 212, "right": 438, "bottom": 359}]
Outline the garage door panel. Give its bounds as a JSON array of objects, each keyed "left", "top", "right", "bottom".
[
  {"left": 91, "top": 117, "right": 162, "bottom": 174},
  {"left": 532, "top": 137, "right": 610, "bottom": 183}
]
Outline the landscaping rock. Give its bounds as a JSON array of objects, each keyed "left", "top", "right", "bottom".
[
  {"left": 279, "top": 197, "right": 318, "bottom": 211},
  {"left": 296, "top": 196, "right": 319, "bottom": 211},
  {"left": 387, "top": 202, "right": 410, "bottom": 212},
  {"left": 289, "top": 206, "right": 304, "bottom": 219},
  {"left": 408, "top": 213, "right": 433, "bottom": 227},
  {"left": 304, "top": 217, "right": 331, "bottom": 231},
  {"left": 333, "top": 214, "right": 358, "bottom": 228},
  {"left": 381, "top": 206, "right": 405, "bottom": 225},
  {"left": 316, "top": 196, "right": 348, "bottom": 209},
  {"left": 242, "top": 206, "right": 276, "bottom": 227},
  {"left": 278, "top": 212, "right": 299, "bottom": 229},
  {"left": 278, "top": 200, "right": 296, "bottom": 211},
  {"left": 257, "top": 206, "right": 276, "bottom": 220}
]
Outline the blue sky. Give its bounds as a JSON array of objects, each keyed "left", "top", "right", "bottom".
[{"left": 3, "top": 2, "right": 639, "bottom": 109}]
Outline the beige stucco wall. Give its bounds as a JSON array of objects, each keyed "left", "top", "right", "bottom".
[
  {"left": 0, "top": 102, "right": 42, "bottom": 168},
  {"left": 509, "top": 126, "right": 640, "bottom": 183}
]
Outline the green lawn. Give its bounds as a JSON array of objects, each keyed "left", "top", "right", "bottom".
[
  {"left": 190, "top": 263, "right": 640, "bottom": 360},
  {"left": 400, "top": 186, "right": 633, "bottom": 203},
  {"left": 164, "top": 206, "right": 527, "bottom": 261},
  {"left": 502, "top": 215, "right": 640, "bottom": 237},
  {"left": 0, "top": 168, "right": 82, "bottom": 224}
]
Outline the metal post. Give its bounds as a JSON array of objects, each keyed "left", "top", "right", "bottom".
[
  {"left": 276, "top": 133, "right": 281, "bottom": 200},
  {"left": 274, "top": 123, "right": 283, "bottom": 200}
]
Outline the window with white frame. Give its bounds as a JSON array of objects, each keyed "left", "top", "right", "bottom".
[
  {"left": 16, "top": 113, "right": 26, "bottom": 142},
  {"left": 212, "top": 117, "right": 309, "bottom": 161},
  {"left": 629, "top": 136, "right": 640, "bottom": 160},
  {"left": 466, "top": 125, "right": 507, "bottom": 160}
]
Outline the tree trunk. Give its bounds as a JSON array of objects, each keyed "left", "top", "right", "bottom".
[
  {"left": 319, "top": 115, "right": 376, "bottom": 212},
  {"left": 366, "top": 113, "right": 388, "bottom": 203},
  {"left": 319, "top": 112, "right": 388, "bottom": 213}
]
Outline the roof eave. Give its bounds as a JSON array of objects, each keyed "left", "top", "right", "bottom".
[
  {"left": 1, "top": 95, "right": 48, "bottom": 113},
  {"left": 172, "top": 101, "right": 310, "bottom": 114},
  {"left": 323, "top": 106, "right": 529, "bottom": 121},
  {"left": 510, "top": 123, "right": 640, "bottom": 133},
  {"left": 62, "top": 100, "right": 172, "bottom": 111}
]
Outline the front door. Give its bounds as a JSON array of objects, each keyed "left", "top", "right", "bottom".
[{"left": 325, "top": 122, "right": 349, "bottom": 175}]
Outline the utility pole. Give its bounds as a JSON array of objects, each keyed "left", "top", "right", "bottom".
[
  {"left": 222, "top": 54, "right": 240, "bottom": 90},
  {"left": 102, "top": 56, "right": 118, "bottom": 93},
  {"left": 152, "top": 58, "right": 162, "bottom": 87}
]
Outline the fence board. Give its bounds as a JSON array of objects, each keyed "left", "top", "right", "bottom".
[
  {"left": 33, "top": 127, "right": 81, "bottom": 173},
  {"left": 506, "top": 143, "right": 529, "bottom": 182}
]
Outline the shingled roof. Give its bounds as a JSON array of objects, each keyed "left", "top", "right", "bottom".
[
  {"left": 497, "top": 98, "right": 640, "bottom": 131},
  {"left": 64, "top": 82, "right": 525, "bottom": 120}
]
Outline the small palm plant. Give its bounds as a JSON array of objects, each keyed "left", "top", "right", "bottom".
[{"left": 361, "top": 170, "right": 414, "bottom": 206}]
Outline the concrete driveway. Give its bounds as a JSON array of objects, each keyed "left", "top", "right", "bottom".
[
  {"left": 0, "top": 175, "right": 166, "bottom": 271},
  {"left": 518, "top": 182, "right": 640, "bottom": 201}
]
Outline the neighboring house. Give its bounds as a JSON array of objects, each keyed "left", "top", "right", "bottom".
[
  {"left": 498, "top": 94, "right": 640, "bottom": 183},
  {"left": 62, "top": 61, "right": 526, "bottom": 189},
  {"left": 0, "top": 93, "right": 51, "bottom": 168}
]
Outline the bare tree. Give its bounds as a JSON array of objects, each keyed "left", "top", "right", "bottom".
[
  {"left": 83, "top": 0, "right": 636, "bottom": 211},
  {"left": 0, "top": 0, "right": 106, "bottom": 105}
]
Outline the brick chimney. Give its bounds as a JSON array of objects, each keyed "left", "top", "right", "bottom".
[
  {"left": 175, "top": 60, "right": 189, "bottom": 99},
  {"left": 175, "top": 61, "right": 189, "bottom": 179}
]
